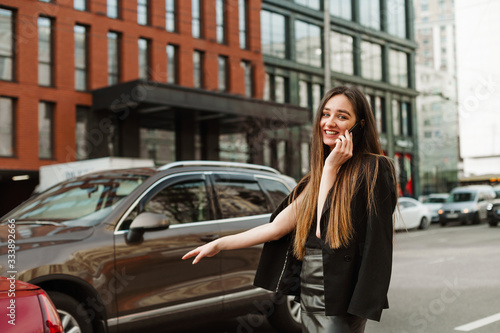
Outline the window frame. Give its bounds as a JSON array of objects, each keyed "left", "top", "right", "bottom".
[
  {"left": 0, "top": 96, "right": 15, "bottom": 157},
  {"left": 38, "top": 16, "right": 54, "bottom": 87},
  {"left": 38, "top": 101, "right": 55, "bottom": 160},
  {"left": 0, "top": 7, "right": 15, "bottom": 82}
]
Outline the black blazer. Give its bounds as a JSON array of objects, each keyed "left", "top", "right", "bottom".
[{"left": 254, "top": 156, "right": 397, "bottom": 322}]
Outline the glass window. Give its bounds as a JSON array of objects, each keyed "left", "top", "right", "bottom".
[
  {"left": 295, "top": 0, "right": 320, "bottom": 10},
  {"left": 0, "top": 8, "right": 14, "bottom": 81},
  {"left": 145, "top": 179, "right": 210, "bottom": 224},
  {"left": 295, "top": 20, "right": 321, "bottom": 67},
  {"left": 359, "top": 0, "right": 380, "bottom": 30},
  {"left": 76, "top": 106, "right": 90, "bottom": 160},
  {"left": 39, "top": 101, "right": 54, "bottom": 159},
  {"left": 264, "top": 73, "right": 289, "bottom": 103},
  {"left": 108, "top": 32, "right": 120, "bottom": 85},
  {"left": 193, "top": 50, "right": 203, "bottom": 88},
  {"left": 263, "top": 73, "right": 271, "bottom": 101},
  {"left": 401, "top": 102, "right": 411, "bottom": 136},
  {"left": 0, "top": 97, "right": 14, "bottom": 157},
  {"left": 167, "top": 44, "right": 178, "bottom": 84},
  {"left": 239, "top": 0, "right": 247, "bottom": 49},
  {"left": 389, "top": 49, "right": 408, "bottom": 87},
  {"left": 260, "top": 10, "right": 286, "bottom": 59},
  {"left": 330, "top": 0, "right": 351, "bottom": 20},
  {"left": 138, "top": 0, "right": 149, "bottom": 25},
  {"left": 312, "top": 83, "right": 322, "bottom": 112},
  {"left": 216, "top": 0, "right": 225, "bottom": 44},
  {"left": 218, "top": 56, "right": 228, "bottom": 92},
  {"left": 213, "top": 177, "right": 269, "bottom": 218},
  {"left": 74, "top": 0, "right": 86, "bottom": 11},
  {"left": 299, "top": 80, "right": 308, "bottom": 108},
  {"left": 241, "top": 60, "right": 252, "bottom": 97},
  {"left": 374, "top": 96, "right": 386, "bottom": 134},
  {"left": 330, "top": 31, "right": 353, "bottom": 75},
  {"left": 107, "top": 0, "right": 119, "bottom": 18},
  {"left": 257, "top": 178, "right": 290, "bottom": 208},
  {"left": 138, "top": 38, "right": 150, "bottom": 80},
  {"left": 387, "top": 0, "right": 407, "bottom": 38},
  {"left": 166, "top": 0, "right": 176, "bottom": 32},
  {"left": 140, "top": 128, "right": 175, "bottom": 164},
  {"left": 392, "top": 99, "right": 400, "bottom": 136},
  {"left": 275, "top": 75, "right": 286, "bottom": 103},
  {"left": 38, "top": 17, "right": 53, "bottom": 87},
  {"left": 8, "top": 174, "right": 148, "bottom": 226},
  {"left": 74, "top": 25, "right": 87, "bottom": 91},
  {"left": 361, "top": 40, "right": 382, "bottom": 81},
  {"left": 192, "top": 0, "right": 202, "bottom": 38}
]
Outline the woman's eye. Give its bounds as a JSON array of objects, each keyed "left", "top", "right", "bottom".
[{"left": 322, "top": 112, "right": 329, "bottom": 117}]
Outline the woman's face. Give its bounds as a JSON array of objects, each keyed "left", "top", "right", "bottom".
[{"left": 320, "top": 94, "right": 357, "bottom": 151}]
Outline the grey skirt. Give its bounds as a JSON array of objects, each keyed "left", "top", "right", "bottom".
[{"left": 300, "top": 247, "right": 367, "bottom": 333}]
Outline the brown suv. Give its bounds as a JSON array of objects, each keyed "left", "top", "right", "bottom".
[{"left": 0, "top": 161, "right": 301, "bottom": 333}]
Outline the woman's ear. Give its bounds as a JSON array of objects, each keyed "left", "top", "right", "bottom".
[{"left": 360, "top": 119, "right": 366, "bottom": 127}]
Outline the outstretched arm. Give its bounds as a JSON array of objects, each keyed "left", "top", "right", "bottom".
[{"left": 182, "top": 188, "right": 307, "bottom": 264}]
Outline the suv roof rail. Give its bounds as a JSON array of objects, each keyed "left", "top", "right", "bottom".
[{"left": 158, "top": 160, "right": 281, "bottom": 174}]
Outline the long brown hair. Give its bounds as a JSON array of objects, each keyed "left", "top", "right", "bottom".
[{"left": 291, "top": 86, "right": 393, "bottom": 259}]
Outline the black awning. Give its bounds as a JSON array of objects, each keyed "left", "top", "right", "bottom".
[{"left": 92, "top": 80, "right": 310, "bottom": 126}]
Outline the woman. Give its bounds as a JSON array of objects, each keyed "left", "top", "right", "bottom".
[{"left": 183, "top": 86, "right": 398, "bottom": 333}]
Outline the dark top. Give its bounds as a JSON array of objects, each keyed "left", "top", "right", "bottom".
[{"left": 254, "top": 155, "right": 397, "bottom": 321}]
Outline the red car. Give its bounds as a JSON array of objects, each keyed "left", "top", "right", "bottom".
[{"left": 0, "top": 276, "right": 63, "bottom": 333}]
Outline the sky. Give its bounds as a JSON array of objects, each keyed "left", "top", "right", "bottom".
[{"left": 456, "top": 0, "right": 500, "bottom": 175}]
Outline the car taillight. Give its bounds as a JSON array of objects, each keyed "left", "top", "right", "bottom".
[{"left": 38, "top": 291, "right": 64, "bottom": 333}]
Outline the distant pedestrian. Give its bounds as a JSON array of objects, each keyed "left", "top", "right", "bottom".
[{"left": 183, "top": 86, "right": 398, "bottom": 333}]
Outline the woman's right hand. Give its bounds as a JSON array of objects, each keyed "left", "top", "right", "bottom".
[
  {"left": 324, "top": 128, "right": 353, "bottom": 171},
  {"left": 182, "top": 240, "right": 221, "bottom": 264}
]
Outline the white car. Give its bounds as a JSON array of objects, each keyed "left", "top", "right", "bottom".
[
  {"left": 395, "top": 197, "right": 432, "bottom": 230},
  {"left": 422, "top": 193, "right": 449, "bottom": 222}
]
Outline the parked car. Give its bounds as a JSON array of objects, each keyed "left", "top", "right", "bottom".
[
  {"left": 0, "top": 161, "right": 301, "bottom": 333},
  {"left": 487, "top": 185, "right": 500, "bottom": 227},
  {"left": 439, "top": 185, "right": 496, "bottom": 226},
  {"left": 421, "top": 193, "right": 449, "bottom": 223},
  {"left": 0, "top": 276, "right": 63, "bottom": 333},
  {"left": 394, "top": 197, "right": 432, "bottom": 230}
]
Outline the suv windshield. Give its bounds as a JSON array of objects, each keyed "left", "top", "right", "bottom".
[
  {"left": 2, "top": 173, "right": 148, "bottom": 226},
  {"left": 448, "top": 192, "right": 475, "bottom": 203}
]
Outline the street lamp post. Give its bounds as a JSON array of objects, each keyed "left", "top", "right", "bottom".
[{"left": 324, "top": 0, "right": 331, "bottom": 91}]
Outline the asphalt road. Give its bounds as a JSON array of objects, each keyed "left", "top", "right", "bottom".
[{"left": 178, "top": 222, "right": 500, "bottom": 333}]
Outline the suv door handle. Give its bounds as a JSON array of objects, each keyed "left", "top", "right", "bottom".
[{"left": 200, "top": 234, "right": 219, "bottom": 242}]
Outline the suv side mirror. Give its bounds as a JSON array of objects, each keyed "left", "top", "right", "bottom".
[{"left": 127, "top": 212, "right": 170, "bottom": 244}]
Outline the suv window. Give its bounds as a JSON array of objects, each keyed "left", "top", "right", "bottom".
[
  {"left": 145, "top": 179, "right": 210, "bottom": 224},
  {"left": 448, "top": 192, "right": 475, "bottom": 202},
  {"left": 257, "top": 177, "right": 290, "bottom": 208},
  {"left": 213, "top": 175, "right": 269, "bottom": 219}
]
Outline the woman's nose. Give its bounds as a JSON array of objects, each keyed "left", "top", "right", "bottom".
[{"left": 325, "top": 117, "right": 337, "bottom": 127}]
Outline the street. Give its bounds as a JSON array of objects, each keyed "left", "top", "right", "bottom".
[{"left": 179, "top": 223, "right": 500, "bottom": 333}]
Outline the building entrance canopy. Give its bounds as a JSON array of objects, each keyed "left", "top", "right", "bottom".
[{"left": 92, "top": 80, "right": 310, "bottom": 133}]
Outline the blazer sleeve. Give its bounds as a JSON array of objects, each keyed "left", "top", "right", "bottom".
[{"left": 348, "top": 157, "right": 397, "bottom": 321}]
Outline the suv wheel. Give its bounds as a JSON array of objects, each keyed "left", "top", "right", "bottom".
[
  {"left": 489, "top": 220, "right": 498, "bottom": 227},
  {"left": 472, "top": 213, "right": 481, "bottom": 224},
  {"left": 48, "top": 291, "right": 93, "bottom": 333},
  {"left": 267, "top": 295, "right": 301, "bottom": 333}
]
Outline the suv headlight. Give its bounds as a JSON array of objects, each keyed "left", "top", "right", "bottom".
[{"left": 487, "top": 203, "right": 493, "bottom": 211}]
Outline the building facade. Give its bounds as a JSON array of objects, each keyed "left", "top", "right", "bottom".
[
  {"left": 414, "top": 0, "right": 460, "bottom": 194},
  {"left": 0, "top": 0, "right": 418, "bottom": 215}
]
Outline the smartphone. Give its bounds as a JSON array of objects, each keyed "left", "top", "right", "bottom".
[
  {"left": 348, "top": 121, "right": 363, "bottom": 146},
  {"left": 348, "top": 122, "right": 360, "bottom": 134}
]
